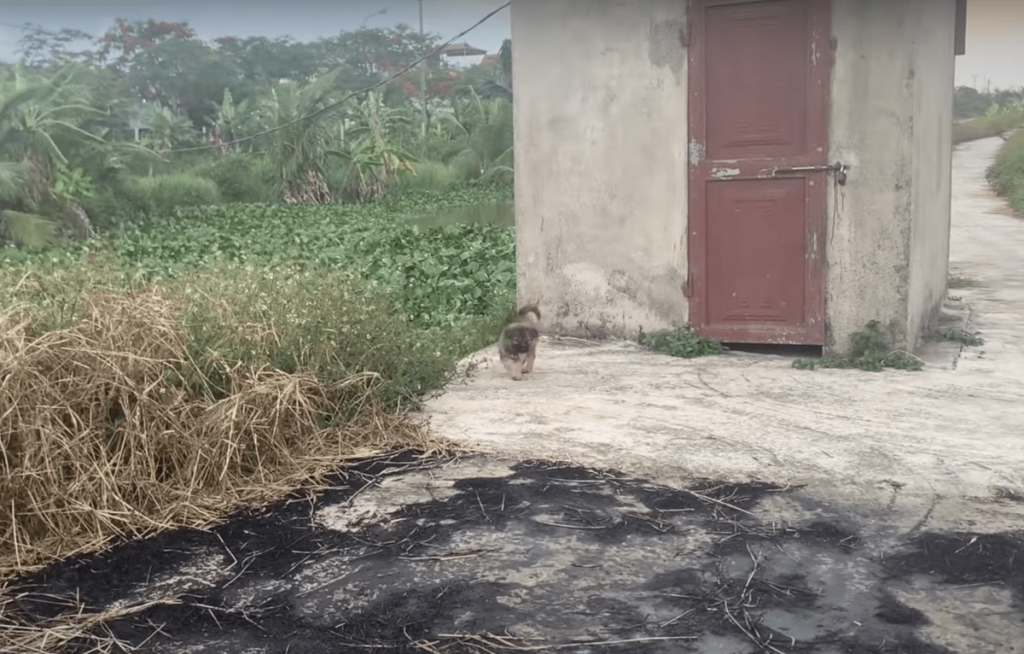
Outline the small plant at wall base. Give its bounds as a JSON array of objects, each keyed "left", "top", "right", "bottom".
[
  {"left": 638, "top": 326, "right": 726, "bottom": 358},
  {"left": 793, "top": 320, "right": 924, "bottom": 372},
  {"left": 947, "top": 274, "right": 977, "bottom": 289},
  {"left": 924, "top": 329, "right": 984, "bottom": 347}
]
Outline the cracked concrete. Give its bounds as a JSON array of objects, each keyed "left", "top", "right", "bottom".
[{"left": 425, "top": 136, "right": 1024, "bottom": 535}]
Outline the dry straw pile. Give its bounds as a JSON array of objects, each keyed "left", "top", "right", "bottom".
[{"left": 0, "top": 289, "right": 443, "bottom": 579}]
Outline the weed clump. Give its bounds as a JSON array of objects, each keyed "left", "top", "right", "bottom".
[
  {"left": 793, "top": 320, "right": 923, "bottom": 372},
  {"left": 988, "top": 129, "right": 1024, "bottom": 217},
  {"left": 947, "top": 274, "right": 977, "bottom": 289},
  {"left": 638, "top": 326, "right": 726, "bottom": 358},
  {"left": 924, "top": 329, "right": 984, "bottom": 347}
]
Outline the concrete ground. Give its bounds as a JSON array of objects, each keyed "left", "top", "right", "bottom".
[{"left": 425, "top": 136, "right": 1024, "bottom": 535}]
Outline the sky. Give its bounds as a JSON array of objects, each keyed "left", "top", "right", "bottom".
[
  {"left": 953, "top": 0, "right": 1024, "bottom": 91},
  {"left": 1, "top": 1, "right": 1021, "bottom": 91},
  {"left": 0, "top": 1, "right": 512, "bottom": 63}
]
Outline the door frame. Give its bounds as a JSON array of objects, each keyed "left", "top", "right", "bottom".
[{"left": 687, "top": 0, "right": 832, "bottom": 345}]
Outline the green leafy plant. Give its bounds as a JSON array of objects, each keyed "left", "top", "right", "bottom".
[
  {"left": 127, "top": 172, "right": 221, "bottom": 217},
  {"left": 988, "top": 129, "right": 1024, "bottom": 217},
  {"left": 947, "top": 274, "right": 977, "bottom": 289},
  {"left": 638, "top": 326, "right": 726, "bottom": 358},
  {"left": 793, "top": 320, "right": 923, "bottom": 371},
  {"left": 923, "top": 329, "right": 984, "bottom": 347},
  {"left": 192, "top": 153, "right": 278, "bottom": 204}
]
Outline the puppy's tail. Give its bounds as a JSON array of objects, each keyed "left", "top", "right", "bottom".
[{"left": 517, "top": 304, "right": 541, "bottom": 326}]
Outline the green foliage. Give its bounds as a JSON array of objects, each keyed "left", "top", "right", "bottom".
[
  {"left": 127, "top": 173, "right": 222, "bottom": 217},
  {"left": 139, "top": 105, "right": 200, "bottom": 152},
  {"left": 638, "top": 326, "right": 726, "bottom": 358},
  {"left": 953, "top": 108, "right": 1024, "bottom": 145},
  {"left": 193, "top": 154, "right": 278, "bottom": 203},
  {"left": 0, "top": 249, "right": 500, "bottom": 408},
  {"left": 110, "top": 185, "right": 515, "bottom": 328},
  {"left": 332, "top": 90, "right": 418, "bottom": 202},
  {"left": 793, "top": 321, "right": 923, "bottom": 372},
  {"left": 428, "top": 87, "right": 513, "bottom": 182},
  {"left": 0, "top": 210, "right": 59, "bottom": 250},
  {"left": 394, "top": 160, "right": 461, "bottom": 193},
  {"left": 165, "top": 263, "right": 465, "bottom": 405},
  {"left": 987, "top": 129, "right": 1024, "bottom": 217},
  {"left": 923, "top": 329, "right": 984, "bottom": 347},
  {"left": 947, "top": 274, "right": 977, "bottom": 289},
  {"left": 0, "top": 64, "right": 118, "bottom": 245},
  {"left": 0, "top": 247, "right": 132, "bottom": 333},
  {"left": 954, "top": 87, "right": 1024, "bottom": 120}
]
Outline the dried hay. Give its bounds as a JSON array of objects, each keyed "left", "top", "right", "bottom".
[{"left": 0, "top": 290, "right": 446, "bottom": 580}]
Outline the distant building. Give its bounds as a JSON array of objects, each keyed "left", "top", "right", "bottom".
[{"left": 440, "top": 42, "right": 488, "bottom": 68}]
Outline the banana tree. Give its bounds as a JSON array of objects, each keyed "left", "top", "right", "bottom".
[
  {"left": 333, "top": 90, "right": 417, "bottom": 202},
  {"left": 0, "top": 64, "right": 109, "bottom": 247},
  {"left": 249, "top": 70, "right": 351, "bottom": 203},
  {"left": 433, "top": 86, "right": 513, "bottom": 180}
]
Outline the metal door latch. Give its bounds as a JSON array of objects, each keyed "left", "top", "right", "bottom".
[{"left": 774, "top": 162, "right": 847, "bottom": 185}]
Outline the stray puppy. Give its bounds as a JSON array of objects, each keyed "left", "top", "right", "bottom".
[{"left": 498, "top": 305, "right": 541, "bottom": 381}]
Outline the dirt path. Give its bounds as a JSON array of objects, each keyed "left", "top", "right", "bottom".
[{"left": 426, "top": 136, "right": 1024, "bottom": 534}]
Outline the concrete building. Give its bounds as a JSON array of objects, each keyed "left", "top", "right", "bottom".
[{"left": 511, "top": 0, "right": 967, "bottom": 353}]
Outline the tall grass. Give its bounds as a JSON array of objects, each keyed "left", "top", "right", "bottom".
[
  {"left": 0, "top": 260, "right": 448, "bottom": 577},
  {"left": 988, "top": 129, "right": 1024, "bottom": 216},
  {"left": 393, "top": 160, "right": 463, "bottom": 193},
  {"left": 953, "top": 109, "right": 1024, "bottom": 145},
  {"left": 0, "top": 186, "right": 516, "bottom": 581}
]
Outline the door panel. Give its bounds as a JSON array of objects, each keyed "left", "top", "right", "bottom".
[
  {"left": 706, "top": 179, "right": 807, "bottom": 326},
  {"left": 688, "top": 0, "right": 831, "bottom": 344}
]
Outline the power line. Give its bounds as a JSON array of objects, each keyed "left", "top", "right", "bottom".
[{"left": 167, "top": 1, "right": 510, "bottom": 154}]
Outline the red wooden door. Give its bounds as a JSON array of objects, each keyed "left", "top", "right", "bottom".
[{"left": 688, "top": 0, "right": 831, "bottom": 345}]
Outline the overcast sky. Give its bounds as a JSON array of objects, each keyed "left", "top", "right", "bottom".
[
  {"left": 953, "top": 0, "right": 1024, "bottom": 91},
  {"left": 1, "top": 1, "right": 1022, "bottom": 91},
  {"left": 0, "top": 1, "right": 511, "bottom": 62}
]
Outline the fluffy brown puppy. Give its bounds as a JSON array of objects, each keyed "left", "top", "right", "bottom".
[{"left": 498, "top": 305, "right": 541, "bottom": 380}]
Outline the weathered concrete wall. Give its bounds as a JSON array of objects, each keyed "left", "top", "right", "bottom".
[
  {"left": 511, "top": 0, "right": 689, "bottom": 339},
  {"left": 826, "top": 0, "right": 957, "bottom": 353},
  {"left": 907, "top": 1, "right": 956, "bottom": 349},
  {"left": 512, "top": 0, "right": 955, "bottom": 351}
]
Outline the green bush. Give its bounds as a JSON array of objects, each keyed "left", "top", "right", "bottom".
[
  {"left": 638, "top": 327, "right": 726, "bottom": 358},
  {"left": 80, "top": 176, "right": 157, "bottom": 232},
  {"left": 449, "top": 149, "right": 484, "bottom": 182},
  {"left": 988, "top": 130, "right": 1024, "bottom": 216},
  {"left": 193, "top": 154, "right": 279, "bottom": 204},
  {"left": 127, "top": 173, "right": 222, "bottom": 218},
  {"left": 394, "top": 161, "right": 460, "bottom": 193}
]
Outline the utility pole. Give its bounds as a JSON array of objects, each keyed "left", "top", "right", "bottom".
[{"left": 419, "top": 0, "right": 428, "bottom": 138}]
